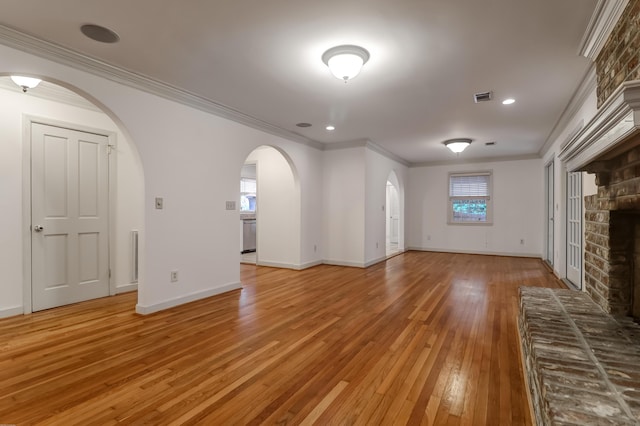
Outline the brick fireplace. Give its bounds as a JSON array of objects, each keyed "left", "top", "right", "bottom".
[
  {"left": 518, "top": 4, "right": 640, "bottom": 424},
  {"left": 584, "top": 144, "right": 640, "bottom": 317}
]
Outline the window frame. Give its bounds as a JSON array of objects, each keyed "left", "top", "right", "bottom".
[{"left": 447, "top": 171, "right": 493, "bottom": 225}]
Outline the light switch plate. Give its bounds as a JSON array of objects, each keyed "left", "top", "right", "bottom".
[
  {"left": 155, "top": 197, "right": 163, "bottom": 209},
  {"left": 226, "top": 201, "right": 236, "bottom": 210}
]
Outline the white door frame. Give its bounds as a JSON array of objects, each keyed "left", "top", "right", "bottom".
[
  {"left": 566, "top": 171, "right": 583, "bottom": 289},
  {"left": 545, "top": 160, "right": 555, "bottom": 266},
  {"left": 21, "top": 115, "right": 117, "bottom": 314}
]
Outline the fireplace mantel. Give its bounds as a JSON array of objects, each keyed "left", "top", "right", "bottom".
[{"left": 560, "top": 81, "right": 640, "bottom": 172}]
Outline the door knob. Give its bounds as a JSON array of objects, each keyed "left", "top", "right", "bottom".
[{"left": 33, "top": 225, "right": 44, "bottom": 232}]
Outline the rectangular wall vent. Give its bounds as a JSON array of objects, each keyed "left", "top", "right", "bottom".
[{"left": 474, "top": 91, "right": 493, "bottom": 103}]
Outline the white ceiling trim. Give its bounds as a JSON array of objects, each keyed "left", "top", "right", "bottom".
[
  {"left": 578, "top": 0, "right": 629, "bottom": 60},
  {"left": 0, "top": 24, "right": 324, "bottom": 151},
  {"left": 322, "top": 139, "right": 411, "bottom": 167},
  {"left": 560, "top": 81, "right": 640, "bottom": 171},
  {"left": 409, "top": 154, "right": 541, "bottom": 169},
  {"left": 539, "top": 65, "right": 597, "bottom": 157}
]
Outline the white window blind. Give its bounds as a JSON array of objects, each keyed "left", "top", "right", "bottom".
[{"left": 449, "top": 173, "right": 490, "bottom": 198}]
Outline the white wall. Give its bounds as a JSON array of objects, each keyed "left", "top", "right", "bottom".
[
  {"left": 540, "top": 70, "right": 599, "bottom": 283},
  {"left": 0, "top": 84, "right": 144, "bottom": 317},
  {"left": 364, "top": 148, "right": 408, "bottom": 265},
  {"left": 407, "top": 158, "right": 543, "bottom": 257},
  {"left": 322, "top": 147, "right": 366, "bottom": 266},
  {"left": 1, "top": 43, "right": 325, "bottom": 315},
  {"left": 246, "top": 146, "right": 301, "bottom": 269}
]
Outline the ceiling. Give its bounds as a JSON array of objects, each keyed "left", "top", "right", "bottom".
[{"left": 0, "top": 0, "right": 598, "bottom": 164}]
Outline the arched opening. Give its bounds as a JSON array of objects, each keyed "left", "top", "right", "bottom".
[
  {"left": 239, "top": 145, "right": 301, "bottom": 269},
  {"left": 386, "top": 171, "right": 401, "bottom": 256},
  {"left": 0, "top": 75, "right": 145, "bottom": 315}
]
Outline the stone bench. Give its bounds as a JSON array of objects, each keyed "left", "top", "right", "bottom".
[{"left": 518, "top": 287, "right": 640, "bottom": 425}]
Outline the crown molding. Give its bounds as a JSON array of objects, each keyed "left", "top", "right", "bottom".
[
  {"left": 409, "top": 153, "right": 540, "bottom": 168},
  {"left": 0, "top": 24, "right": 324, "bottom": 151},
  {"left": 323, "top": 138, "right": 369, "bottom": 151},
  {"left": 539, "top": 65, "right": 597, "bottom": 157},
  {"left": 578, "top": 0, "right": 629, "bottom": 60},
  {"left": 323, "top": 139, "right": 410, "bottom": 167},
  {"left": 365, "top": 141, "right": 410, "bottom": 167},
  {"left": 559, "top": 80, "right": 640, "bottom": 172}
]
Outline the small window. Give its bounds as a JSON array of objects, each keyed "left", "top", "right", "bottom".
[
  {"left": 448, "top": 172, "right": 492, "bottom": 224},
  {"left": 240, "top": 178, "right": 256, "bottom": 212}
]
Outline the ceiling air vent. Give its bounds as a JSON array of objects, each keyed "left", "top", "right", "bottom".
[{"left": 474, "top": 91, "right": 493, "bottom": 103}]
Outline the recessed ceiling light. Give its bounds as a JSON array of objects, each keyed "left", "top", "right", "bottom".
[
  {"left": 81, "top": 24, "right": 120, "bottom": 43},
  {"left": 296, "top": 122, "right": 312, "bottom": 128},
  {"left": 502, "top": 98, "right": 516, "bottom": 105},
  {"left": 326, "top": 125, "right": 335, "bottom": 131}
]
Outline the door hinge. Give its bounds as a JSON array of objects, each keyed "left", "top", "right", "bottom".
[
  {"left": 109, "top": 269, "right": 112, "bottom": 278},
  {"left": 107, "top": 144, "right": 115, "bottom": 155}
]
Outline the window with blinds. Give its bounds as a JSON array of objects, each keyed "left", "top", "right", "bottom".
[{"left": 448, "top": 172, "right": 492, "bottom": 224}]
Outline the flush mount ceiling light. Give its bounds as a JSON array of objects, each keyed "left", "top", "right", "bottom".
[
  {"left": 443, "top": 138, "right": 472, "bottom": 154},
  {"left": 81, "top": 24, "right": 120, "bottom": 43},
  {"left": 326, "top": 125, "right": 335, "bottom": 131},
  {"left": 322, "top": 45, "right": 370, "bottom": 82},
  {"left": 502, "top": 98, "right": 516, "bottom": 105},
  {"left": 11, "top": 76, "right": 42, "bottom": 93}
]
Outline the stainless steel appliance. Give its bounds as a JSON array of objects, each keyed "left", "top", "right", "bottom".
[{"left": 242, "top": 219, "right": 256, "bottom": 253}]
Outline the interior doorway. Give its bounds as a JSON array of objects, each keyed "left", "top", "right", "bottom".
[
  {"left": 239, "top": 146, "right": 300, "bottom": 269},
  {"left": 30, "top": 122, "right": 111, "bottom": 311},
  {"left": 240, "top": 163, "right": 257, "bottom": 265},
  {"left": 0, "top": 76, "right": 145, "bottom": 315},
  {"left": 386, "top": 172, "right": 401, "bottom": 257}
]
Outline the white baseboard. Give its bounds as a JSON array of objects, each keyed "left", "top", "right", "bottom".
[
  {"left": 323, "top": 259, "right": 366, "bottom": 268},
  {"left": 257, "top": 260, "right": 299, "bottom": 270},
  {"left": 297, "top": 260, "right": 323, "bottom": 270},
  {"left": 0, "top": 305, "right": 24, "bottom": 319},
  {"left": 116, "top": 283, "right": 138, "bottom": 294},
  {"left": 364, "top": 256, "right": 388, "bottom": 267},
  {"left": 408, "top": 246, "right": 541, "bottom": 258},
  {"left": 135, "top": 282, "right": 242, "bottom": 315}
]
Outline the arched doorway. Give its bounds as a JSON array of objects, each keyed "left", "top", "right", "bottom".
[
  {"left": 239, "top": 145, "right": 301, "bottom": 269},
  {"left": 385, "top": 170, "right": 402, "bottom": 257},
  {"left": 0, "top": 75, "right": 144, "bottom": 314}
]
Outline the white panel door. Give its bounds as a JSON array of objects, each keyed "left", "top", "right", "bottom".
[
  {"left": 389, "top": 185, "right": 399, "bottom": 244},
  {"left": 31, "top": 123, "right": 110, "bottom": 311},
  {"left": 566, "top": 172, "right": 582, "bottom": 287}
]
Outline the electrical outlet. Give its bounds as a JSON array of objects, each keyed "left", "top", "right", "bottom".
[
  {"left": 376, "top": 242, "right": 379, "bottom": 249},
  {"left": 520, "top": 239, "right": 525, "bottom": 245},
  {"left": 170, "top": 270, "right": 178, "bottom": 282},
  {"left": 427, "top": 235, "right": 431, "bottom": 241},
  {"left": 314, "top": 244, "right": 317, "bottom": 252},
  {"left": 226, "top": 201, "right": 236, "bottom": 210}
]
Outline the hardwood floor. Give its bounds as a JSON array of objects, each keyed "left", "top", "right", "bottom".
[{"left": 0, "top": 251, "right": 565, "bottom": 425}]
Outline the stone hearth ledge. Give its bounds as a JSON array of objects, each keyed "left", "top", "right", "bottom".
[{"left": 518, "top": 286, "right": 640, "bottom": 425}]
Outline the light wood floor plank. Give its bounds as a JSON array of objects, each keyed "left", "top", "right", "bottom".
[{"left": 0, "top": 251, "right": 564, "bottom": 424}]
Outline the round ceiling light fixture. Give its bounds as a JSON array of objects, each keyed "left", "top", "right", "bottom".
[
  {"left": 443, "top": 138, "right": 472, "bottom": 154},
  {"left": 322, "top": 45, "right": 370, "bottom": 82},
  {"left": 326, "top": 125, "right": 335, "bottom": 131},
  {"left": 10, "top": 76, "right": 42, "bottom": 93},
  {"left": 81, "top": 24, "right": 120, "bottom": 43},
  {"left": 296, "top": 122, "right": 312, "bottom": 128},
  {"left": 502, "top": 98, "right": 516, "bottom": 105}
]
